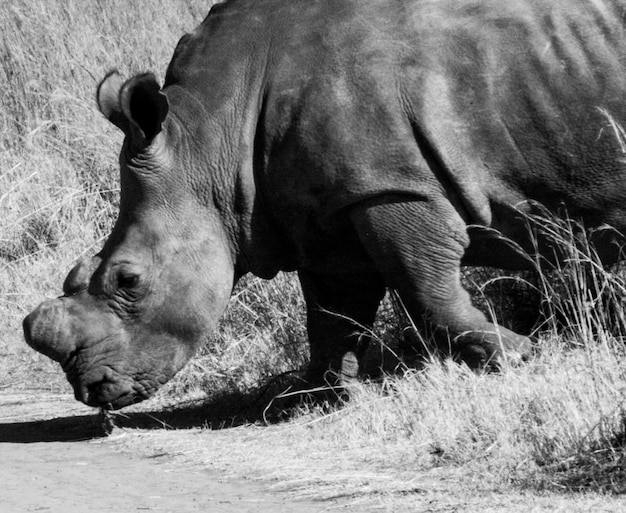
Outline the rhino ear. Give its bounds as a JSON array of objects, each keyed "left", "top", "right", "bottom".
[
  {"left": 97, "top": 70, "right": 129, "bottom": 133},
  {"left": 96, "top": 70, "right": 169, "bottom": 143},
  {"left": 119, "top": 73, "right": 169, "bottom": 142}
]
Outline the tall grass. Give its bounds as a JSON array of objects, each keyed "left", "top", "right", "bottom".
[
  {"left": 279, "top": 210, "right": 626, "bottom": 495},
  {"left": 162, "top": 272, "right": 309, "bottom": 401},
  {"left": 0, "top": 0, "right": 210, "bottom": 387},
  {"left": 524, "top": 207, "right": 626, "bottom": 345}
]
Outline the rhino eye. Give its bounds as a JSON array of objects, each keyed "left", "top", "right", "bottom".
[{"left": 117, "top": 271, "right": 139, "bottom": 290}]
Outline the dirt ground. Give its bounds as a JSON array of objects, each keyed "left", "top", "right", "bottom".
[
  {"left": 0, "top": 392, "right": 331, "bottom": 513},
  {"left": 5, "top": 391, "right": 626, "bottom": 513}
]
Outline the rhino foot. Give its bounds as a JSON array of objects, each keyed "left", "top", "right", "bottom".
[{"left": 453, "top": 329, "right": 533, "bottom": 371}]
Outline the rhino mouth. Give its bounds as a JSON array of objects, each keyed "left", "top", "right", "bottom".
[{"left": 63, "top": 356, "right": 149, "bottom": 410}]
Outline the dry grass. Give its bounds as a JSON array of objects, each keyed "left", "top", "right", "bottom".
[
  {"left": 114, "top": 340, "right": 626, "bottom": 510},
  {"left": 3, "top": 1, "right": 626, "bottom": 511},
  {"left": 0, "top": 0, "right": 210, "bottom": 389},
  {"left": 162, "top": 272, "right": 309, "bottom": 400}
]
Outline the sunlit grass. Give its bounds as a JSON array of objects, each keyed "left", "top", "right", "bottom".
[{"left": 0, "top": 0, "right": 211, "bottom": 389}]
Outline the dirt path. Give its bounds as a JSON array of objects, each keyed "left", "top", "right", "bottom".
[{"left": 0, "top": 393, "right": 327, "bottom": 513}]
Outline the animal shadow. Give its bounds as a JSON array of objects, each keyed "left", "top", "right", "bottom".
[
  {"left": 0, "top": 376, "right": 336, "bottom": 443},
  {"left": 0, "top": 412, "right": 109, "bottom": 443},
  {"left": 113, "top": 375, "right": 340, "bottom": 432}
]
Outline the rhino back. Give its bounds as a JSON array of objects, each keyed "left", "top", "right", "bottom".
[
  {"left": 402, "top": 0, "right": 626, "bottom": 233},
  {"left": 258, "top": 1, "right": 626, "bottom": 241},
  {"left": 164, "top": 0, "right": 626, "bottom": 269}
]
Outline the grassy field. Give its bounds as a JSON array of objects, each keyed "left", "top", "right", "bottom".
[
  {"left": 1, "top": 0, "right": 212, "bottom": 388},
  {"left": 3, "top": 1, "right": 626, "bottom": 510}
]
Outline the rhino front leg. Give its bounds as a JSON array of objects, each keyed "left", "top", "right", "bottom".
[
  {"left": 298, "top": 270, "right": 386, "bottom": 385},
  {"left": 350, "top": 194, "right": 531, "bottom": 369}
]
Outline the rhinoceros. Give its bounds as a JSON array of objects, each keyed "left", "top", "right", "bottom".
[{"left": 22, "top": 0, "right": 626, "bottom": 409}]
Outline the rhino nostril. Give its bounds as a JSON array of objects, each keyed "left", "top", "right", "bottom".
[{"left": 61, "top": 350, "right": 79, "bottom": 373}]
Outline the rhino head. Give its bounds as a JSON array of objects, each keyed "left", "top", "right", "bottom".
[{"left": 23, "top": 72, "right": 238, "bottom": 409}]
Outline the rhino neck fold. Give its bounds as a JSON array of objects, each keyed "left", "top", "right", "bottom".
[{"left": 163, "top": 70, "right": 292, "bottom": 280}]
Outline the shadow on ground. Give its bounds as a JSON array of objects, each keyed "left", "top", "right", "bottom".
[
  {"left": 0, "top": 411, "right": 108, "bottom": 443},
  {"left": 0, "top": 377, "right": 337, "bottom": 444}
]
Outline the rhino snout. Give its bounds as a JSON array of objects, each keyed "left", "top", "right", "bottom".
[
  {"left": 73, "top": 366, "right": 136, "bottom": 409},
  {"left": 23, "top": 299, "right": 75, "bottom": 364}
]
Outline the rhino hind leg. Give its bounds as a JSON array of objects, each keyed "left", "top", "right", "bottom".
[
  {"left": 350, "top": 195, "right": 531, "bottom": 370},
  {"left": 298, "top": 270, "right": 386, "bottom": 385}
]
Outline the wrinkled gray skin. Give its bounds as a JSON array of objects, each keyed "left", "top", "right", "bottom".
[{"left": 23, "top": 0, "right": 626, "bottom": 409}]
